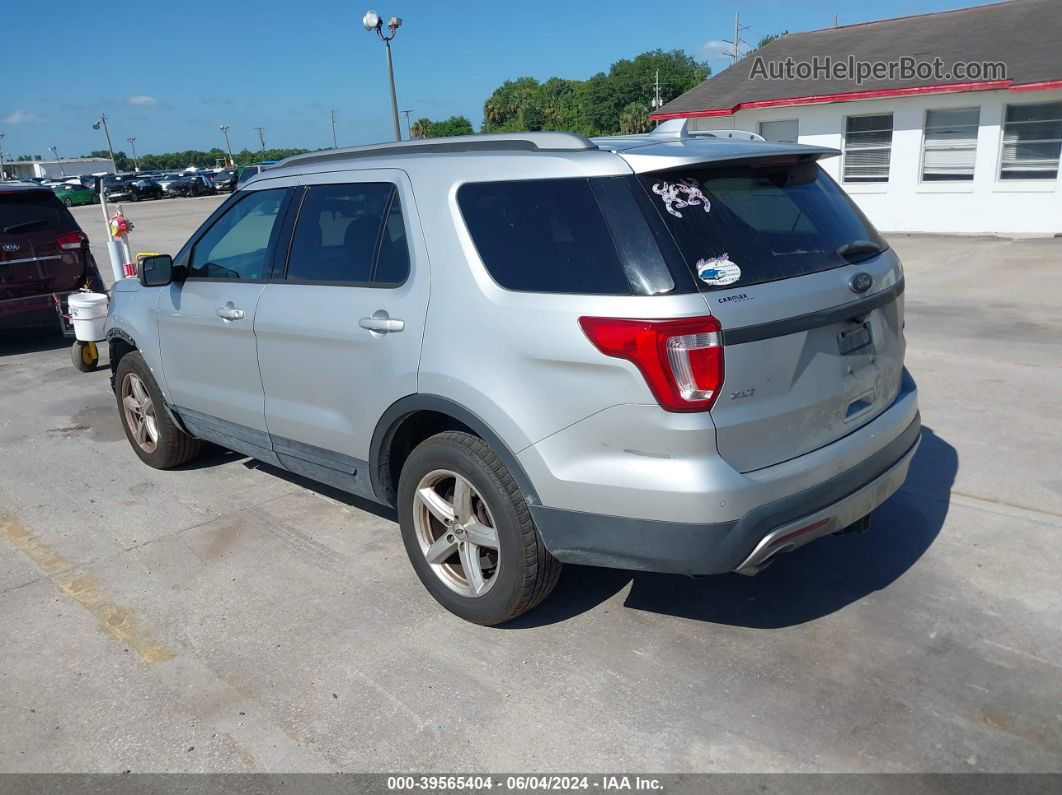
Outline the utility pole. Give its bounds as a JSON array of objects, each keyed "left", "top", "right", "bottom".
[
  {"left": 726, "top": 12, "right": 751, "bottom": 65},
  {"left": 254, "top": 127, "right": 266, "bottom": 153},
  {"left": 331, "top": 110, "right": 338, "bottom": 148},
  {"left": 401, "top": 109, "right": 414, "bottom": 139},
  {"left": 126, "top": 137, "right": 139, "bottom": 171},
  {"left": 651, "top": 69, "right": 663, "bottom": 111},
  {"left": 0, "top": 133, "right": 5, "bottom": 180},
  {"left": 92, "top": 114, "right": 118, "bottom": 173}
]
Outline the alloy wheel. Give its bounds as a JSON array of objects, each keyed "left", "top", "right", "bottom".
[
  {"left": 412, "top": 469, "right": 500, "bottom": 597},
  {"left": 121, "top": 373, "right": 159, "bottom": 453}
]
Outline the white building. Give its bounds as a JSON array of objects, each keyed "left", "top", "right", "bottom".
[
  {"left": 653, "top": 0, "right": 1062, "bottom": 236},
  {"left": 3, "top": 157, "right": 113, "bottom": 181}
]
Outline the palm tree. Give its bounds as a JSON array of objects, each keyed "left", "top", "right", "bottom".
[{"left": 410, "top": 118, "right": 434, "bottom": 139}]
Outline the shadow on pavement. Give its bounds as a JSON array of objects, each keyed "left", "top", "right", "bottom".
[
  {"left": 509, "top": 426, "right": 956, "bottom": 630},
  {"left": 0, "top": 327, "right": 71, "bottom": 357}
]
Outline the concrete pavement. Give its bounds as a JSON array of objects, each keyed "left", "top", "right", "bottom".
[{"left": 0, "top": 226, "right": 1059, "bottom": 773}]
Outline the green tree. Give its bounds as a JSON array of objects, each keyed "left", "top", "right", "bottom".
[
  {"left": 756, "top": 31, "right": 788, "bottom": 48},
  {"left": 410, "top": 118, "right": 433, "bottom": 139},
  {"left": 618, "top": 102, "right": 653, "bottom": 135},
  {"left": 410, "top": 116, "right": 474, "bottom": 138},
  {"left": 480, "top": 49, "right": 709, "bottom": 137}
]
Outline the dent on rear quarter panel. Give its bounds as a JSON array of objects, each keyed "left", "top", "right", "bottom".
[{"left": 106, "top": 282, "right": 169, "bottom": 397}]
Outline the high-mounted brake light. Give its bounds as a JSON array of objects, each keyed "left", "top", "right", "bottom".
[
  {"left": 579, "top": 315, "right": 724, "bottom": 412},
  {"left": 56, "top": 232, "right": 85, "bottom": 250}
]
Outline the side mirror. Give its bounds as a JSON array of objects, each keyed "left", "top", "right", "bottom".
[{"left": 139, "top": 254, "right": 174, "bottom": 287}]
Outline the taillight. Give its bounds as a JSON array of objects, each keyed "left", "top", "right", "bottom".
[
  {"left": 579, "top": 315, "right": 724, "bottom": 412},
  {"left": 56, "top": 232, "right": 85, "bottom": 250}
]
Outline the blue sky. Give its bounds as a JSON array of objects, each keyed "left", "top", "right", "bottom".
[{"left": 2, "top": 0, "right": 1000, "bottom": 159}]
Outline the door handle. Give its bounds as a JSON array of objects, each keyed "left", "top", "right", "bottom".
[
  {"left": 215, "top": 302, "right": 245, "bottom": 321},
  {"left": 359, "top": 310, "right": 404, "bottom": 334}
]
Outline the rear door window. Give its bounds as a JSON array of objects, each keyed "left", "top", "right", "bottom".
[
  {"left": 285, "top": 182, "right": 409, "bottom": 285},
  {"left": 638, "top": 162, "right": 887, "bottom": 291}
]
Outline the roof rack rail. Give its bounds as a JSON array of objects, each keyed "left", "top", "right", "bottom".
[{"left": 275, "top": 131, "right": 595, "bottom": 168}]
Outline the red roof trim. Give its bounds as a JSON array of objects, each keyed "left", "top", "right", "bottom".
[{"left": 648, "top": 79, "right": 1054, "bottom": 120}]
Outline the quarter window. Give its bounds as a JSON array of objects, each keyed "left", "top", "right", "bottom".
[
  {"left": 1000, "top": 101, "right": 1062, "bottom": 180},
  {"left": 843, "top": 113, "right": 893, "bottom": 183},
  {"left": 457, "top": 178, "right": 633, "bottom": 295},
  {"left": 189, "top": 188, "right": 286, "bottom": 280},
  {"left": 286, "top": 183, "right": 409, "bottom": 285},
  {"left": 922, "top": 107, "right": 980, "bottom": 181}
]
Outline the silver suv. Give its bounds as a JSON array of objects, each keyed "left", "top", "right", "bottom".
[{"left": 106, "top": 120, "right": 920, "bottom": 625}]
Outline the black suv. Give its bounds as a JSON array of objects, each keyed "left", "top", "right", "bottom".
[{"left": 0, "top": 185, "right": 106, "bottom": 330}]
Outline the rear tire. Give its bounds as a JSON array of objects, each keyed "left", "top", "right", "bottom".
[
  {"left": 397, "top": 431, "right": 561, "bottom": 625},
  {"left": 114, "top": 351, "right": 202, "bottom": 469}
]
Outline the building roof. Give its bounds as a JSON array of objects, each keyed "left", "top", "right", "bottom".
[{"left": 654, "top": 0, "right": 1062, "bottom": 119}]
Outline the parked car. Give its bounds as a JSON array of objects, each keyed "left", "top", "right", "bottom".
[
  {"left": 1, "top": 184, "right": 106, "bottom": 330},
  {"left": 212, "top": 168, "right": 238, "bottom": 192},
  {"left": 235, "top": 162, "right": 273, "bottom": 186},
  {"left": 52, "top": 183, "right": 99, "bottom": 207},
  {"left": 106, "top": 122, "right": 920, "bottom": 625},
  {"left": 102, "top": 175, "right": 163, "bottom": 202}
]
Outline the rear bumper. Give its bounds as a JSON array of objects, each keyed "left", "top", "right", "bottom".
[{"left": 527, "top": 374, "right": 921, "bottom": 576}]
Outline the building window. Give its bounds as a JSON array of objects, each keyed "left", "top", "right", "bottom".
[
  {"left": 759, "top": 119, "right": 799, "bottom": 144},
  {"left": 922, "top": 107, "right": 980, "bottom": 181},
  {"left": 843, "top": 113, "right": 893, "bottom": 183},
  {"left": 1000, "top": 101, "right": 1062, "bottom": 180}
]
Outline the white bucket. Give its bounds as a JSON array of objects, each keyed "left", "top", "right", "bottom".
[{"left": 68, "top": 292, "right": 109, "bottom": 342}]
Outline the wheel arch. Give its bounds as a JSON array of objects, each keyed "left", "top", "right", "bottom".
[{"left": 369, "top": 395, "right": 540, "bottom": 509}]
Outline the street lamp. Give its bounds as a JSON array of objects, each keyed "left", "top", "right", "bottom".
[
  {"left": 91, "top": 114, "right": 118, "bottom": 174},
  {"left": 362, "top": 9, "right": 404, "bottom": 141},
  {"left": 218, "top": 124, "right": 234, "bottom": 166},
  {"left": 126, "top": 137, "right": 139, "bottom": 171},
  {"left": 49, "top": 146, "right": 66, "bottom": 177}
]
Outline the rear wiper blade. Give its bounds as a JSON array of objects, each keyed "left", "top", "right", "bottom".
[
  {"left": 3, "top": 220, "right": 48, "bottom": 234},
  {"left": 836, "top": 240, "right": 885, "bottom": 262}
]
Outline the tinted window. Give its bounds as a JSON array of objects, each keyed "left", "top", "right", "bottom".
[
  {"left": 457, "top": 178, "right": 632, "bottom": 295},
  {"left": 287, "top": 183, "right": 395, "bottom": 283},
  {"left": 1, "top": 191, "right": 74, "bottom": 235},
  {"left": 638, "top": 162, "right": 887, "bottom": 291},
  {"left": 189, "top": 188, "right": 285, "bottom": 279},
  {"left": 374, "top": 193, "right": 410, "bottom": 285}
]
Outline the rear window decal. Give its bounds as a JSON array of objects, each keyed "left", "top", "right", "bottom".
[
  {"left": 651, "top": 179, "right": 711, "bottom": 218},
  {"left": 697, "top": 254, "right": 741, "bottom": 287}
]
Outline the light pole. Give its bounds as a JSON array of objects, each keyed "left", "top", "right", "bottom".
[
  {"left": 126, "top": 137, "right": 139, "bottom": 171},
  {"left": 401, "top": 109, "right": 414, "bottom": 139},
  {"left": 0, "top": 133, "right": 5, "bottom": 180},
  {"left": 49, "top": 146, "right": 66, "bottom": 177},
  {"left": 218, "top": 125, "right": 235, "bottom": 166},
  {"left": 362, "top": 10, "right": 403, "bottom": 141},
  {"left": 331, "top": 110, "right": 338, "bottom": 148},
  {"left": 254, "top": 127, "right": 266, "bottom": 154},
  {"left": 91, "top": 114, "right": 118, "bottom": 173}
]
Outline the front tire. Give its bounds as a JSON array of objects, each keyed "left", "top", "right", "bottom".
[
  {"left": 397, "top": 431, "right": 561, "bottom": 625},
  {"left": 114, "top": 352, "right": 202, "bottom": 469}
]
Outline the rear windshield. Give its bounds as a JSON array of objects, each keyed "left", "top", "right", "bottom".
[
  {"left": 637, "top": 161, "right": 887, "bottom": 291},
  {"left": 0, "top": 191, "right": 75, "bottom": 236}
]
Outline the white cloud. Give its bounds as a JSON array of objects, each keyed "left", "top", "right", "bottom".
[
  {"left": 3, "top": 109, "right": 43, "bottom": 124},
  {"left": 700, "top": 40, "right": 734, "bottom": 62},
  {"left": 127, "top": 95, "right": 159, "bottom": 106}
]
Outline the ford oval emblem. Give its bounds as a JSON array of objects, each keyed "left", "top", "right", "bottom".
[
  {"left": 849, "top": 272, "right": 873, "bottom": 294},
  {"left": 2, "top": 242, "right": 20, "bottom": 252}
]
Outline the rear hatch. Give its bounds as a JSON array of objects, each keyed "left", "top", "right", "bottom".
[
  {"left": 637, "top": 158, "right": 906, "bottom": 472},
  {"left": 0, "top": 188, "right": 88, "bottom": 301}
]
